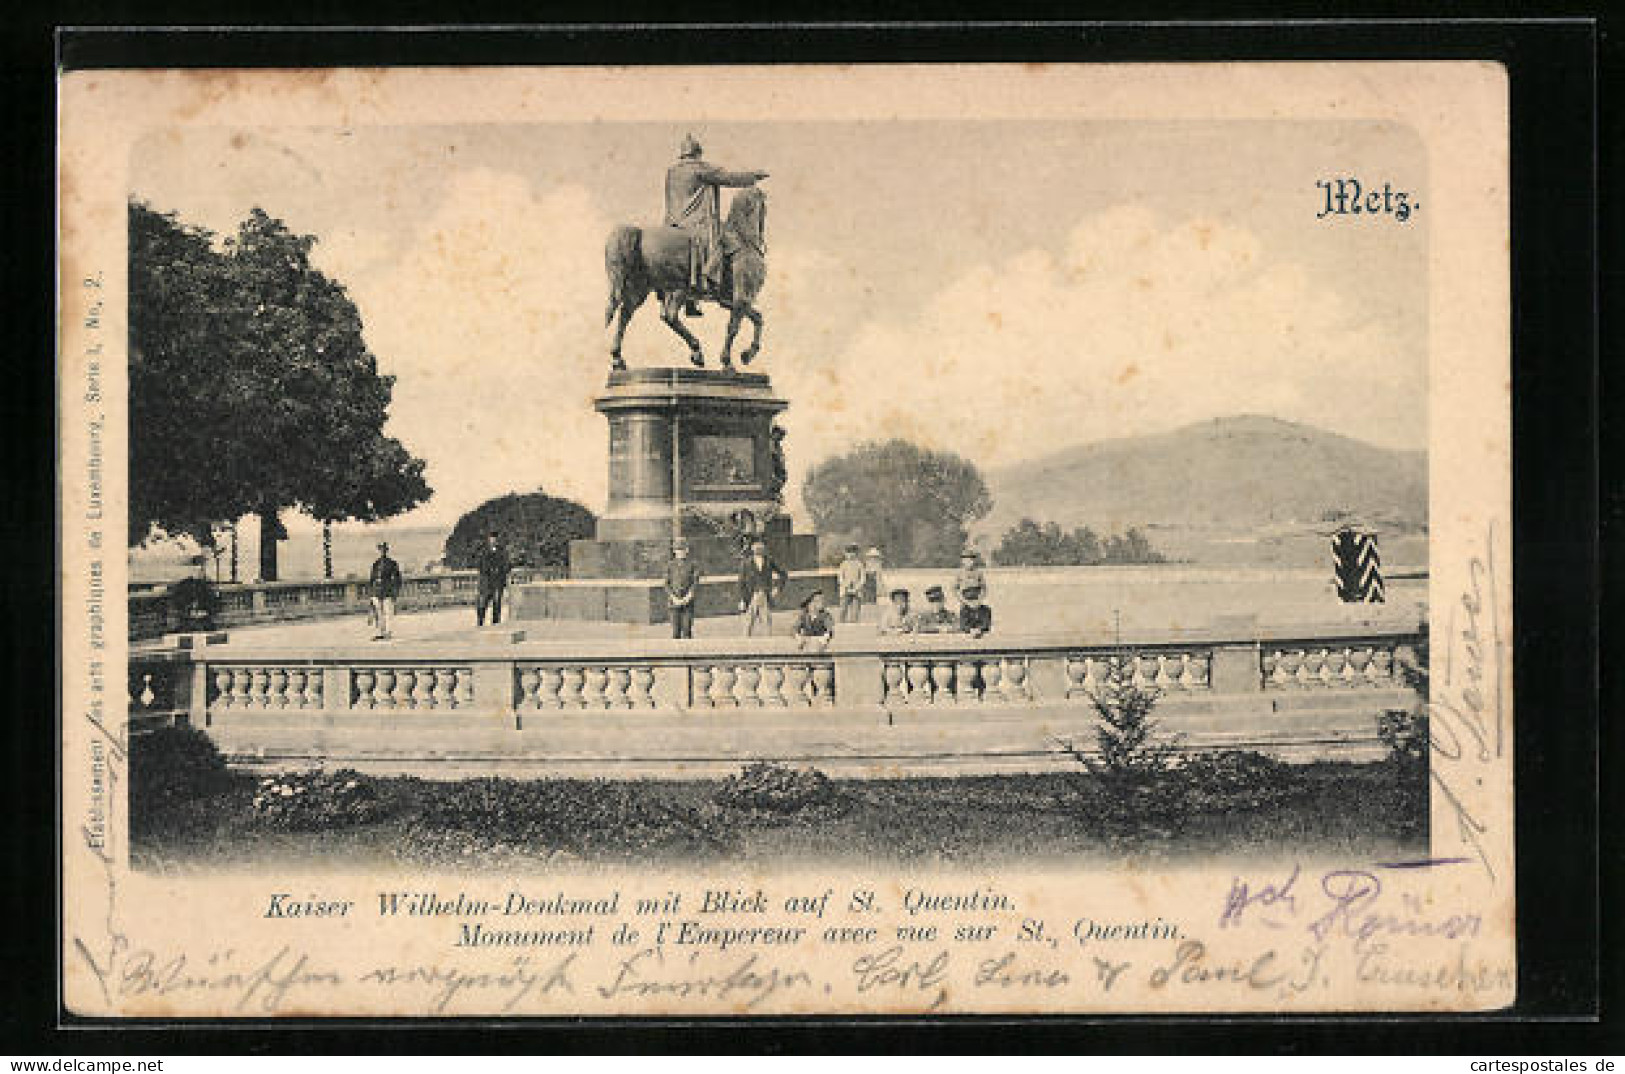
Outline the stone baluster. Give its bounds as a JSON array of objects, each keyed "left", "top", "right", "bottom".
[
  {"left": 286, "top": 668, "right": 307, "bottom": 709},
  {"left": 1064, "top": 655, "right": 1088, "bottom": 699},
  {"left": 1347, "top": 647, "right": 1373, "bottom": 685},
  {"left": 1326, "top": 647, "right": 1350, "bottom": 687},
  {"left": 560, "top": 667, "right": 585, "bottom": 708},
  {"left": 537, "top": 667, "right": 564, "bottom": 709},
  {"left": 712, "top": 665, "right": 738, "bottom": 708},
  {"left": 1370, "top": 648, "right": 1394, "bottom": 683},
  {"left": 811, "top": 664, "right": 835, "bottom": 705},
  {"left": 929, "top": 662, "right": 954, "bottom": 705},
  {"left": 213, "top": 667, "right": 234, "bottom": 709},
  {"left": 582, "top": 667, "right": 609, "bottom": 708},
  {"left": 353, "top": 668, "right": 375, "bottom": 709},
  {"left": 412, "top": 669, "right": 436, "bottom": 709},
  {"left": 267, "top": 668, "right": 289, "bottom": 709},
  {"left": 1302, "top": 648, "right": 1327, "bottom": 688},
  {"left": 759, "top": 664, "right": 787, "bottom": 706},
  {"left": 690, "top": 665, "right": 714, "bottom": 708},
  {"left": 1135, "top": 654, "right": 1159, "bottom": 691},
  {"left": 981, "top": 659, "right": 1003, "bottom": 702},
  {"left": 248, "top": 668, "right": 270, "bottom": 709},
  {"left": 784, "top": 664, "right": 811, "bottom": 706},
  {"left": 737, "top": 664, "right": 763, "bottom": 707},
  {"left": 518, "top": 667, "right": 541, "bottom": 711},
  {"left": 905, "top": 662, "right": 931, "bottom": 704},
  {"left": 393, "top": 668, "right": 417, "bottom": 709},
  {"left": 1186, "top": 651, "right": 1211, "bottom": 690},
  {"left": 606, "top": 667, "right": 632, "bottom": 709},
  {"left": 454, "top": 667, "right": 475, "bottom": 707},
  {"left": 1153, "top": 655, "right": 1179, "bottom": 691},
  {"left": 630, "top": 667, "right": 655, "bottom": 709},
  {"left": 433, "top": 668, "right": 456, "bottom": 708},
  {"left": 1085, "top": 653, "right": 1111, "bottom": 695},
  {"left": 882, "top": 662, "right": 906, "bottom": 705},
  {"left": 955, "top": 660, "right": 980, "bottom": 704},
  {"left": 1277, "top": 650, "right": 1303, "bottom": 689},
  {"left": 373, "top": 668, "right": 397, "bottom": 710},
  {"left": 1001, "top": 658, "right": 1031, "bottom": 702}
]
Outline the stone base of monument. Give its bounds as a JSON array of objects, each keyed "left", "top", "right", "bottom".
[
  {"left": 512, "top": 366, "right": 844, "bottom": 625},
  {"left": 512, "top": 569, "right": 839, "bottom": 625}
]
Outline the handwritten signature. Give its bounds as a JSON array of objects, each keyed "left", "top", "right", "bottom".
[{"left": 1426, "top": 519, "right": 1506, "bottom": 880}]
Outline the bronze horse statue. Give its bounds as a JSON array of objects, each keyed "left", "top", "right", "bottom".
[{"left": 604, "top": 186, "right": 767, "bottom": 371}]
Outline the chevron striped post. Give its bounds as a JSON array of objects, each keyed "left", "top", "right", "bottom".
[{"left": 1331, "top": 526, "right": 1385, "bottom": 603}]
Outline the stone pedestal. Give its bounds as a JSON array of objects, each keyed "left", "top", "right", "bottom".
[{"left": 515, "top": 367, "right": 834, "bottom": 624}]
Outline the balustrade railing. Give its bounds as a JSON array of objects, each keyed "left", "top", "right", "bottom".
[
  {"left": 128, "top": 567, "right": 557, "bottom": 640},
  {"left": 128, "top": 621, "right": 1423, "bottom": 733}
]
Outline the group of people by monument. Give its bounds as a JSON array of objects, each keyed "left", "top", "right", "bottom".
[
  {"left": 878, "top": 550, "right": 994, "bottom": 639},
  {"left": 661, "top": 540, "right": 994, "bottom": 644}
]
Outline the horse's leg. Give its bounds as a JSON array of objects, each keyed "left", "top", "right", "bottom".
[
  {"left": 739, "top": 306, "right": 764, "bottom": 365},
  {"left": 719, "top": 302, "right": 744, "bottom": 370},
  {"left": 609, "top": 287, "right": 645, "bottom": 371},
  {"left": 660, "top": 291, "right": 704, "bottom": 367}
]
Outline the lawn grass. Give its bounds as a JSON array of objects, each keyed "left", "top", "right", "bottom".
[{"left": 131, "top": 759, "right": 1427, "bottom": 874}]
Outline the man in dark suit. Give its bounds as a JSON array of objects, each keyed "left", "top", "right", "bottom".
[
  {"left": 737, "top": 537, "right": 788, "bottom": 636},
  {"left": 474, "top": 531, "right": 511, "bottom": 627},
  {"left": 368, "top": 541, "right": 402, "bottom": 640}
]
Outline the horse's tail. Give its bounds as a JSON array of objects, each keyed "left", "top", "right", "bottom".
[{"left": 605, "top": 226, "right": 642, "bottom": 327}]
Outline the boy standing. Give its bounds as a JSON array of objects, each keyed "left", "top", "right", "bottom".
[
  {"left": 837, "top": 543, "right": 865, "bottom": 623},
  {"left": 666, "top": 539, "right": 699, "bottom": 639}
]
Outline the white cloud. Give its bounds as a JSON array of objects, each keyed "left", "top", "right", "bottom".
[
  {"left": 300, "top": 191, "right": 1418, "bottom": 536},
  {"left": 313, "top": 169, "right": 617, "bottom": 526},
  {"left": 769, "top": 205, "right": 1420, "bottom": 514}
]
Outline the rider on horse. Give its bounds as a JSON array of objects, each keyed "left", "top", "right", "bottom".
[{"left": 664, "top": 134, "right": 769, "bottom": 317}]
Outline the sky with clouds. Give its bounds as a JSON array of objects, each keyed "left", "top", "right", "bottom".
[{"left": 130, "top": 119, "right": 1427, "bottom": 532}]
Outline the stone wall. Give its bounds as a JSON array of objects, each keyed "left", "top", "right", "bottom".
[{"left": 129, "top": 621, "right": 1425, "bottom": 777}]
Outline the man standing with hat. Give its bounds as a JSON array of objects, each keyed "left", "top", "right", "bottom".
[
  {"left": 837, "top": 543, "right": 866, "bottom": 624},
  {"left": 474, "top": 530, "right": 511, "bottom": 627},
  {"left": 368, "top": 541, "right": 402, "bottom": 641},
  {"left": 665, "top": 538, "right": 699, "bottom": 639},
  {"left": 953, "top": 547, "right": 988, "bottom": 604},
  {"left": 737, "top": 537, "right": 787, "bottom": 637}
]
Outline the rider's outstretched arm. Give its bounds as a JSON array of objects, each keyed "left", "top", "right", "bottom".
[{"left": 700, "top": 164, "right": 769, "bottom": 187}]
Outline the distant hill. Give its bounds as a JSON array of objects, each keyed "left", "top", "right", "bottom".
[{"left": 982, "top": 415, "right": 1427, "bottom": 553}]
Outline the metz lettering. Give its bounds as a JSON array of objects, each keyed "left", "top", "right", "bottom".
[{"left": 1316, "top": 177, "right": 1417, "bottom": 222}]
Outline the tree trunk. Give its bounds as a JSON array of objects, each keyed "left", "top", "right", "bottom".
[
  {"left": 322, "top": 522, "right": 333, "bottom": 579},
  {"left": 258, "top": 508, "right": 281, "bottom": 582}
]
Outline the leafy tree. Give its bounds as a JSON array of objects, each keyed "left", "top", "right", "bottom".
[
  {"left": 992, "top": 518, "right": 1165, "bottom": 566},
  {"left": 129, "top": 202, "right": 431, "bottom": 579},
  {"left": 444, "top": 490, "right": 597, "bottom": 570},
  {"left": 801, "top": 439, "right": 992, "bottom": 568}
]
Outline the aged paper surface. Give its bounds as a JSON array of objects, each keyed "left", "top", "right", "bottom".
[{"left": 59, "top": 63, "right": 1512, "bottom": 1017}]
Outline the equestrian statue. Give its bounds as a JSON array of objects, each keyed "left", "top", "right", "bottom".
[{"left": 604, "top": 134, "right": 770, "bottom": 371}]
